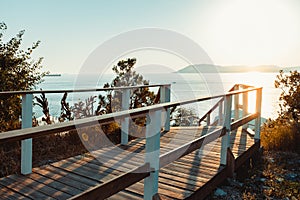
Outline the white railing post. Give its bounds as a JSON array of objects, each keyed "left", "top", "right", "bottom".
[
  {"left": 21, "top": 93, "right": 33, "bottom": 175},
  {"left": 144, "top": 110, "right": 161, "bottom": 200},
  {"left": 220, "top": 95, "right": 232, "bottom": 165},
  {"left": 121, "top": 89, "right": 130, "bottom": 145},
  {"left": 234, "top": 85, "right": 239, "bottom": 121},
  {"left": 160, "top": 85, "right": 170, "bottom": 131},
  {"left": 218, "top": 100, "right": 223, "bottom": 126},
  {"left": 255, "top": 88, "right": 262, "bottom": 140},
  {"left": 242, "top": 86, "right": 248, "bottom": 129},
  {"left": 206, "top": 113, "right": 211, "bottom": 126}
]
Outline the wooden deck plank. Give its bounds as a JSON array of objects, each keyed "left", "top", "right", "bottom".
[
  {"left": 32, "top": 167, "right": 93, "bottom": 191},
  {"left": 34, "top": 165, "right": 100, "bottom": 187},
  {"left": 0, "top": 176, "right": 54, "bottom": 199},
  {"left": 50, "top": 159, "right": 121, "bottom": 183},
  {"left": 108, "top": 190, "right": 143, "bottom": 200},
  {"left": 0, "top": 126, "right": 257, "bottom": 200},
  {"left": 8, "top": 173, "right": 73, "bottom": 199},
  {"left": 0, "top": 184, "right": 30, "bottom": 200}
]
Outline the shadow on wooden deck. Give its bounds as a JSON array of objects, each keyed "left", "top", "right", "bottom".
[{"left": 0, "top": 126, "right": 259, "bottom": 200}]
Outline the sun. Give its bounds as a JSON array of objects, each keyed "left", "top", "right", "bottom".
[{"left": 201, "top": 0, "right": 300, "bottom": 66}]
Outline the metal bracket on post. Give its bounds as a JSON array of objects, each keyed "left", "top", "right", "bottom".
[
  {"left": 221, "top": 95, "right": 232, "bottom": 165},
  {"left": 160, "top": 85, "right": 170, "bottom": 131},
  {"left": 21, "top": 93, "right": 33, "bottom": 175},
  {"left": 121, "top": 89, "right": 130, "bottom": 145},
  {"left": 144, "top": 110, "right": 161, "bottom": 200},
  {"left": 254, "top": 88, "right": 262, "bottom": 141}
]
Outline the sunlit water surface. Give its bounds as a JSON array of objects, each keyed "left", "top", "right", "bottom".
[{"left": 36, "top": 73, "right": 280, "bottom": 121}]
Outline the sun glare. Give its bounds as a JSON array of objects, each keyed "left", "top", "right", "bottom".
[{"left": 205, "top": 0, "right": 299, "bottom": 66}]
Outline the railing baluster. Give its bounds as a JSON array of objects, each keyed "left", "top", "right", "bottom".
[
  {"left": 160, "top": 85, "right": 170, "bottom": 131},
  {"left": 234, "top": 85, "right": 239, "bottom": 121},
  {"left": 144, "top": 110, "right": 161, "bottom": 200},
  {"left": 121, "top": 89, "right": 130, "bottom": 145},
  {"left": 220, "top": 95, "right": 232, "bottom": 165},
  {"left": 206, "top": 113, "right": 211, "bottom": 126},
  {"left": 21, "top": 93, "right": 33, "bottom": 175},
  {"left": 255, "top": 88, "right": 262, "bottom": 140},
  {"left": 218, "top": 100, "right": 223, "bottom": 125},
  {"left": 242, "top": 85, "right": 248, "bottom": 129}
]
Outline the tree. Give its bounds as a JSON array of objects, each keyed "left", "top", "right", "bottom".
[
  {"left": 96, "top": 58, "right": 158, "bottom": 115},
  {"left": 261, "top": 70, "right": 300, "bottom": 153},
  {"left": 96, "top": 58, "right": 158, "bottom": 139},
  {"left": 275, "top": 70, "right": 300, "bottom": 122},
  {"left": 0, "top": 22, "right": 48, "bottom": 132}
]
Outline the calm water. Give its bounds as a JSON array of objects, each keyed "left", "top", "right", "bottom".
[{"left": 35, "top": 72, "right": 280, "bottom": 120}]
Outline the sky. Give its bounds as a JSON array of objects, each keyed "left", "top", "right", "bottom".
[{"left": 2, "top": 0, "right": 300, "bottom": 74}]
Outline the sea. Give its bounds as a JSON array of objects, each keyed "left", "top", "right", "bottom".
[{"left": 35, "top": 72, "right": 280, "bottom": 122}]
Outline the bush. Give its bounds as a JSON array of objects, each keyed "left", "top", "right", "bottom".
[
  {"left": 262, "top": 70, "right": 300, "bottom": 153},
  {"left": 0, "top": 22, "right": 48, "bottom": 132},
  {"left": 261, "top": 116, "right": 300, "bottom": 153}
]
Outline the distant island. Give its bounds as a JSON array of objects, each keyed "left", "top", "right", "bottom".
[
  {"left": 177, "top": 64, "right": 300, "bottom": 73},
  {"left": 45, "top": 74, "right": 62, "bottom": 77}
]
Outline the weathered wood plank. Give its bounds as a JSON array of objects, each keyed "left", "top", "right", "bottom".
[
  {"left": 8, "top": 174, "right": 72, "bottom": 199},
  {"left": 0, "top": 184, "right": 30, "bottom": 200},
  {"left": 108, "top": 190, "right": 143, "bottom": 200},
  {"left": 69, "top": 163, "right": 150, "bottom": 200},
  {"left": 0, "top": 126, "right": 258, "bottom": 200},
  {"left": 33, "top": 165, "right": 100, "bottom": 187},
  {"left": 32, "top": 167, "right": 93, "bottom": 191},
  {"left": 0, "top": 176, "right": 54, "bottom": 199}
]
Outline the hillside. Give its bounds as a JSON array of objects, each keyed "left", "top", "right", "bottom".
[{"left": 177, "top": 64, "right": 300, "bottom": 73}]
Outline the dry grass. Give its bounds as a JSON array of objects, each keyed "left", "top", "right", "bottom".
[
  {"left": 0, "top": 125, "right": 124, "bottom": 178},
  {"left": 261, "top": 119, "right": 300, "bottom": 153}
]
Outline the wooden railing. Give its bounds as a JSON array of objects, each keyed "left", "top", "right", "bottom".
[
  {"left": 0, "top": 84, "right": 262, "bottom": 200},
  {"left": 0, "top": 84, "right": 171, "bottom": 175}
]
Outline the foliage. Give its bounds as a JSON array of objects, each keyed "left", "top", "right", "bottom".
[
  {"left": 96, "top": 58, "right": 158, "bottom": 115},
  {"left": 0, "top": 22, "right": 48, "bottom": 132},
  {"left": 275, "top": 70, "right": 300, "bottom": 122},
  {"left": 171, "top": 107, "right": 199, "bottom": 126},
  {"left": 261, "top": 114, "right": 300, "bottom": 153},
  {"left": 261, "top": 70, "right": 300, "bottom": 153},
  {"left": 58, "top": 92, "right": 73, "bottom": 122},
  {"left": 72, "top": 96, "right": 97, "bottom": 119},
  {"left": 34, "top": 92, "right": 51, "bottom": 124},
  {"left": 96, "top": 58, "right": 158, "bottom": 137}
]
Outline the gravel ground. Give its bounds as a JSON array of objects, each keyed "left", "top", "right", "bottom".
[{"left": 206, "top": 151, "right": 300, "bottom": 200}]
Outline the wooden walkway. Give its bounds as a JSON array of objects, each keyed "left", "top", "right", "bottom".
[{"left": 0, "top": 126, "right": 256, "bottom": 200}]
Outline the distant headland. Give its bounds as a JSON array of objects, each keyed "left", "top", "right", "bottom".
[
  {"left": 177, "top": 64, "right": 300, "bottom": 73},
  {"left": 45, "top": 74, "right": 62, "bottom": 77}
]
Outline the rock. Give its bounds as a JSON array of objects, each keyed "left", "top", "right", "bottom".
[
  {"left": 214, "top": 188, "right": 227, "bottom": 197},
  {"left": 276, "top": 177, "right": 284, "bottom": 183},
  {"left": 229, "top": 179, "right": 243, "bottom": 188},
  {"left": 285, "top": 173, "right": 298, "bottom": 181},
  {"left": 260, "top": 178, "right": 267, "bottom": 182},
  {"left": 291, "top": 196, "right": 298, "bottom": 200},
  {"left": 262, "top": 186, "right": 270, "bottom": 190}
]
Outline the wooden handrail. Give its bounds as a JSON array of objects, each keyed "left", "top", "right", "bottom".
[
  {"left": 230, "top": 113, "right": 259, "bottom": 131},
  {"left": 197, "top": 84, "right": 258, "bottom": 125},
  {"left": 0, "top": 84, "right": 262, "bottom": 199},
  {"left": 69, "top": 163, "right": 151, "bottom": 200},
  {"left": 0, "top": 86, "right": 262, "bottom": 144},
  {"left": 198, "top": 97, "right": 224, "bottom": 124},
  {"left": 0, "top": 84, "right": 170, "bottom": 96},
  {"left": 160, "top": 127, "right": 226, "bottom": 168}
]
